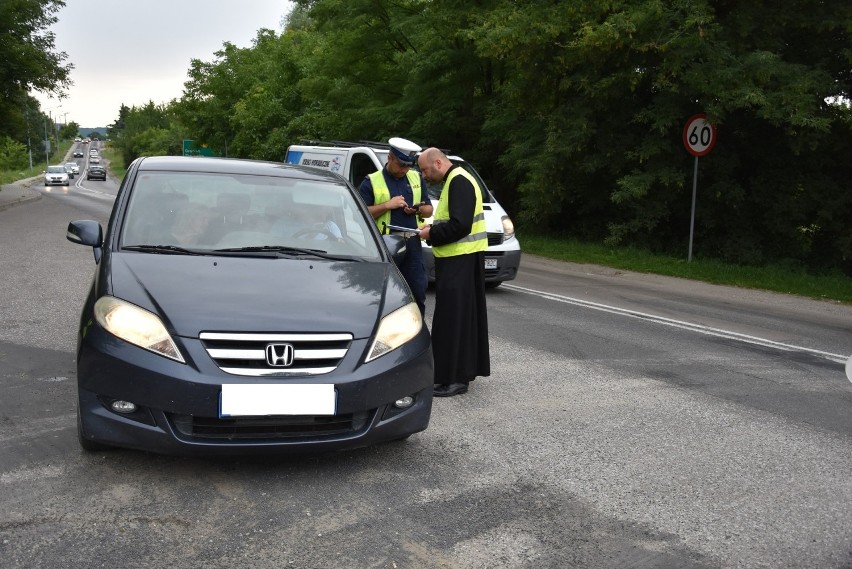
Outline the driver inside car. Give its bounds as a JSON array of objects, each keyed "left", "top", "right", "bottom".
[{"left": 272, "top": 203, "right": 343, "bottom": 242}]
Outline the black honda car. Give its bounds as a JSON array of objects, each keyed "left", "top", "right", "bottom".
[{"left": 67, "top": 156, "right": 433, "bottom": 455}]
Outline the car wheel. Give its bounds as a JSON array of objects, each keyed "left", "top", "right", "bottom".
[
  {"left": 485, "top": 281, "right": 503, "bottom": 289},
  {"left": 77, "top": 403, "right": 111, "bottom": 452}
]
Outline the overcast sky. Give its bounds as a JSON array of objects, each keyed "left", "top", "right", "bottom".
[{"left": 33, "top": 0, "right": 294, "bottom": 128}]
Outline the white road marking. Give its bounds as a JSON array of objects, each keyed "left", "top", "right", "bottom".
[{"left": 503, "top": 283, "right": 849, "bottom": 364}]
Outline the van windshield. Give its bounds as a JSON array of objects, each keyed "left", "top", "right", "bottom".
[{"left": 421, "top": 159, "right": 495, "bottom": 204}]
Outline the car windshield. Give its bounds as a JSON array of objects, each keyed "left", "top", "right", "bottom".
[
  {"left": 120, "top": 170, "right": 381, "bottom": 259},
  {"left": 47, "top": 166, "right": 65, "bottom": 173}
]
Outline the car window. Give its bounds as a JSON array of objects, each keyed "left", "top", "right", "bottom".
[
  {"left": 47, "top": 166, "right": 65, "bottom": 173},
  {"left": 120, "top": 171, "right": 380, "bottom": 258}
]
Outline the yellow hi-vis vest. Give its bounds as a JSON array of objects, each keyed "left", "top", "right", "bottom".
[
  {"left": 368, "top": 169, "right": 422, "bottom": 233},
  {"left": 432, "top": 167, "right": 487, "bottom": 258}
]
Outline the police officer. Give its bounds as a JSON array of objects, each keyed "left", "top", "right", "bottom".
[{"left": 359, "top": 137, "right": 434, "bottom": 316}]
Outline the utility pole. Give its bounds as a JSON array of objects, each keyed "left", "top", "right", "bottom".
[
  {"left": 42, "top": 104, "right": 62, "bottom": 167},
  {"left": 53, "top": 111, "right": 61, "bottom": 149},
  {"left": 25, "top": 105, "right": 33, "bottom": 169},
  {"left": 43, "top": 113, "right": 50, "bottom": 169}
]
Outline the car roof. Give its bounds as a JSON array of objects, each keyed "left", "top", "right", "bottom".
[{"left": 135, "top": 156, "right": 347, "bottom": 184}]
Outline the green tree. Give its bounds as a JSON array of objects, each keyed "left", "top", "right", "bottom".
[
  {"left": 110, "top": 101, "right": 184, "bottom": 164},
  {"left": 0, "top": 136, "right": 28, "bottom": 170},
  {"left": 177, "top": 30, "right": 284, "bottom": 158},
  {"left": 59, "top": 121, "right": 79, "bottom": 140},
  {"left": 469, "top": 0, "right": 852, "bottom": 271},
  {"left": 0, "top": 0, "right": 73, "bottom": 143},
  {"left": 111, "top": 0, "right": 852, "bottom": 273}
]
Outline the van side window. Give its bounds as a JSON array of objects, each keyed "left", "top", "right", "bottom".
[{"left": 349, "top": 153, "right": 379, "bottom": 187}]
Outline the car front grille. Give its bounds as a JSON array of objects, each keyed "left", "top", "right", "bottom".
[
  {"left": 170, "top": 411, "right": 371, "bottom": 440},
  {"left": 199, "top": 332, "right": 353, "bottom": 377},
  {"left": 487, "top": 232, "right": 504, "bottom": 246}
]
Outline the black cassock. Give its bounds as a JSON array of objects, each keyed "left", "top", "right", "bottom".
[{"left": 427, "top": 165, "right": 490, "bottom": 384}]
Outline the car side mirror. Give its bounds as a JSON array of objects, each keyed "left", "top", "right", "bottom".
[
  {"left": 67, "top": 219, "right": 104, "bottom": 263},
  {"left": 382, "top": 234, "right": 407, "bottom": 264}
]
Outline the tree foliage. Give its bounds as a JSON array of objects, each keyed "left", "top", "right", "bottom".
[
  {"left": 109, "top": 101, "right": 185, "bottom": 165},
  {"left": 109, "top": 0, "right": 852, "bottom": 274},
  {"left": 0, "top": 0, "right": 73, "bottom": 145}
]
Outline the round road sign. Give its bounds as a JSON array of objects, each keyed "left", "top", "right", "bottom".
[{"left": 683, "top": 113, "right": 717, "bottom": 157}]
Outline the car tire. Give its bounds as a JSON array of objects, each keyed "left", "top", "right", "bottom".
[
  {"left": 77, "top": 404, "right": 112, "bottom": 452},
  {"left": 485, "top": 281, "right": 502, "bottom": 289}
]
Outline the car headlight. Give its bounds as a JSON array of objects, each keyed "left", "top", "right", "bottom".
[
  {"left": 94, "top": 296, "right": 185, "bottom": 362},
  {"left": 365, "top": 302, "right": 422, "bottom": 362},
  {"left": 501, "top": 215, "right": 515, "bottom": 241}
]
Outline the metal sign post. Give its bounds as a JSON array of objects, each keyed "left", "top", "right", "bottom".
[{"left": 683, "top": 113, "right": 717, "bottom": 262}]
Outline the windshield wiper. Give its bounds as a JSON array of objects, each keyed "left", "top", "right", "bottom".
[
  {"left": 123, "top": 244, "right": 204, "bottom": 256},
  {"left": 213, "top": 245, "right": 363, "bottom": 261}
]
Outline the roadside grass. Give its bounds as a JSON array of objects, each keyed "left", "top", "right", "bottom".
[
  {"left": 100, "top": 144, "right": 125, "bottom": 179},
  {"left": 0, "top": 140, "right": 73, "bottom": 185},
  {"left": 521, "top": 233, "right": 852, "bottom": 304}
]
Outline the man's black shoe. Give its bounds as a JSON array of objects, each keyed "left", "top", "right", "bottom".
[{"left": 433, "top": 383, "right": 468, "bottom": 397}]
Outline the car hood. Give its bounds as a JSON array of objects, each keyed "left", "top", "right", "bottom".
[{"left": 105, "top": 253, "right": 406, "bottom": 339}]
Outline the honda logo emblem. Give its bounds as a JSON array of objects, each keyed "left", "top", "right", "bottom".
[{"left": 265, "top": 343, "right": 295, "bottom": 367}]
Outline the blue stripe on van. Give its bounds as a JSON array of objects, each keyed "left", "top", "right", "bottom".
[{"left": 285, "top": 151, "right": 302, "bottom": 165}]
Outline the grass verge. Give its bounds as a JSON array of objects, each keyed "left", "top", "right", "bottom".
[
  {"left": 522, "top": 233, "right": 852, "bottom": 304},
  {"left": 100, "top": 144, "right": 125, "bottom": 179}
]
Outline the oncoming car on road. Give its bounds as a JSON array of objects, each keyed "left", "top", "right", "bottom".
[
  {"left": 44, "top": 165, "right": 69, "bottom": 186},
  {"left": 66, "top": 156, "right": 433, "bottom": 456}
]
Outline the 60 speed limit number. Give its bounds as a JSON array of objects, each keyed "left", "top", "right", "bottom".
[{"left": 683, "top": 114, "right": 717, "bottom": 157}]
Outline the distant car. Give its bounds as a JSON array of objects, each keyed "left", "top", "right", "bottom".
[
  {"left": 65, "top": 155, "right": 432, "bottom": 455},
  {"left": 86, "top": 165, "right": 107, "bottom": 180},
  {"left": 74, "top": 137, "right": 82, "bottom": 143},
  {"left": 90, "top": 156, "right": 100, "bottom": 164},
  {"left": 83, "top": 138, "right": 90, "bottom": 144},
  {"left": 73, "top": 150, "right": 84, "bottom": 158},
  {"left": 65, "top": 162, "right": 80, "bottom": 176},
  {"left": 44, "top": 165, "right": 69, "bottom": 186}
]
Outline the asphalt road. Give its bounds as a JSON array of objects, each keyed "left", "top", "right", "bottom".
[{"left": 0, "top": 168, "right": 850, "bottom": 569}]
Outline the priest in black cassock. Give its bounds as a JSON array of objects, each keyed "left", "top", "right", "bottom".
[{"left": 417, "top": 147, "right": 490, "bottom": 397}]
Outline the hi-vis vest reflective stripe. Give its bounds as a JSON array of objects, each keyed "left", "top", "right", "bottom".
[
  {"left": 368, "top": 169, "right": 422, "bottom": 233},
  {"left": 432, "top": 168, "right": 487, "bottom": 258}
]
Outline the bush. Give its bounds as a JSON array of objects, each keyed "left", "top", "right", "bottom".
[{"left": 0, "top": 136, "right": 27, "bottom": 170}]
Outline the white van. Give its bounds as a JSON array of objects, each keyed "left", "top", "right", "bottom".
[{"left": 284, "top": 141, "right": 521, "bottom": 287}]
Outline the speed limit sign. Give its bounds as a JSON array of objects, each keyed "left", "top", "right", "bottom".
[{"left": 683, "top": 113, "right": 716, "bottom": 156}]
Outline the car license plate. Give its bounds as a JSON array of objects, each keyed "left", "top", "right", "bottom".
[
  {"left": 220, "top": 384, "right": 336, "bottom": 417},
  {"left": 484, "top": 258, "right": 497, "bottom": 269}
]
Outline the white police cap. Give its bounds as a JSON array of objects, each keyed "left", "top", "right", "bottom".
[{"left": 388, "top": 137, "right": 421, "bottom": 166}]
